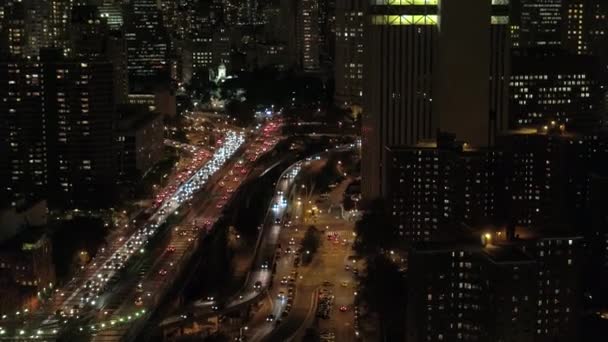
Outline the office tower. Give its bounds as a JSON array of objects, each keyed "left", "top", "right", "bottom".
[
  {"left": 385, "top": 136, "right": 503, "bottom": 242},
  {"left": 512, "top": 0, "right": 608, "bottom": 60},
  {"left": 280, "top": 0, "right": 298, "bottom": 68},
  {"left": 1, "top": 47, "right": 119, "bottom": 209},
  {"left": 1, "top": 0, "right": 51, "bottom": 59},
  {"left": 238, "top": 0, "right": 260, "bottom": 25},
  {"left": 70, "top": 5, "right": 129, "bottom": 104},
  {"left": 362, "top": 0, "right": 514, "bottom": 200},
  {"left": 42, "top": 50, "right": 118, "bottom": 208},
  {"left": 50, "top": 0, "right": 74, "bottom": 51},
  {"left": 362, "top": 0, "right": 437, "bottom": 199},
  {"left": 3, "top": 3, "right": 29, "bottom": 58},
  {"left": 192, "top": 25, "right": 214, "bottom": 72},
  {"left": 512, "top": 0, "right": 564, "bottom": 49},
  {"left": 212, "top": 24, "right": 232, "bottom": 71},
  {"left": 297, "top": 0, "right": 320, "bottom": 72},
  {"left": 159, "top": 0, "right": 177, "bottom": 33},
  {"left": 334, "top": 0, "right": 365, "bottom": 110},
  {"left": 318, "top": 0, "right": 336, "bottom": 66},
  {"left": 510, "top": 51, "right": 601, "bottom": 128},
  {"left": 0, "top": 60, "right": 47, "bottom": 204},
  {"left": 125, "top": 0, "right": 169, "bottom": 87},
  {"left": 99, "top": 0, "right": 124, "bottom": 30},
  {"left": 434, "top": 0, "right": 492, "bottom": 147},
  {"left": 490, "top": 1, "right": 511, "bottom": 144},
  {"left": 105, "top": 31, "right": 129, "bottom": 104}
]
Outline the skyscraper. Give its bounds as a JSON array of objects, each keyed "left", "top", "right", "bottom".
[
  {"left": 362, "top": 0, "right": 510, "bottom": 200},
  {"left": 297, "top": 0, "right": 320, "bottom": 72},
  {"left": 334, "top": 0, "right": 365, "bottom": 110},
  {"left": 362, "top": 0, "right": 437, "bottom": 199},
  {"left": 41, "top": 49, "right": 118, "bottom": 208},
  {"left": 434, "top": 0, "right": 492, "bottom": 147},
  {"left": 0, "top": 59, "right": 47, "bottom": 204},
  {"left": 509, "top": 51, "right": 601, "bottom": 128},
  {"left": 125, "top": 0, "right": 169, "bottom": 87}
]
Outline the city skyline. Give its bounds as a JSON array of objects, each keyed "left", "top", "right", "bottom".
[{"left": 0, "top": 1, "right": 607, "bottom": 341}]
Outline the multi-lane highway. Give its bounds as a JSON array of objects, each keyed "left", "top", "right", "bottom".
[
  {"left": 159, "top": 143, "right": 359, "bottom": 341},
  {"left": 0, "top": 120, "right": 283, "bottom": 340}
]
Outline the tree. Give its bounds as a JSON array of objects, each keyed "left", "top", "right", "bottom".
[
  {"left": 353, "top": 198, "right": 395, "bottom": 255},
  {"left": 301, "top": 225, "right": 321, "bottom": 264},
  {"left": 359, "top": 255, "right": 408, "bottom": 341},
  {"left": 225, "top": 99, "right": 255, "bottom": 126}
]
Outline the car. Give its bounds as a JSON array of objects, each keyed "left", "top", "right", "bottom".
[
  {"left": 158, "top": 269, "right": 168, "bottom": 276},
  {"left": 344, "top": 264, "right": 350, "bottom": 271},
  {"left": 266, "top": 314, "right": 275, "bottom": 322},
  {"left": 254, "top": 281, "right": 262, "bottom": 290},
  {"left": 339, "top": 305, "right": 348, "bottom": 312},
  {"left": 136, "top": 283, "right": 144, "bottom": 292},
  {"left": 278, "top": 291, "right": 285, "bottom": 299},
  {"left": 322, "top": 281, "right": 333, "bottom": 287},
  {"left": 134, "top": 297, "right": 143, "bottom": 306},
  {"left": 275, "top": 218, "right": 281, "bottom": 224},
  {"left": 167, "top": 246, "right": 176, "bottom": 253},
  {"left": 281, "top": 276, "right": 288, "bottom": 285},
  {"left": 341, "top": 281, "right": 349, "bottom": 287},
  {"left": 261, "top": 261, "right": 269, "bottom": 269}
]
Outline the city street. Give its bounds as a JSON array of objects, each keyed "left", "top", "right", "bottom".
[{"left": 241, "top": 150, "right": 359, "bottom": 342}]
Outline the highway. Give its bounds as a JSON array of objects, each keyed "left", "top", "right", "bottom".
[
  {"left": 248, "top": 150, "right": 359, "bottom": 342},
  {"left": 0, "top": 120, "right": 282, "bottom": 340},
  {"left": 159, "top": 143, "right": 359, "bottom": 341}
]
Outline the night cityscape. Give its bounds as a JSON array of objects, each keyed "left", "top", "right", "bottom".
[{"left": 1, "top": 0, "right": 608, "bottom": 341}]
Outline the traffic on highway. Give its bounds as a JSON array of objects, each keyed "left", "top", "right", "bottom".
[{"left": 0, "top": 120, "right": 283, "bottom": 339}]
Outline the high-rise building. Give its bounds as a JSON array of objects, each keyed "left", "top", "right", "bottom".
[
  {"left": 434, "top": 0, "right": 492, "bottom": 147},
  {"left": 406, "top": 225, "right": 583, "bottom": 342},
  {"left": 333, "top": 0, "right": 365, "bottom": 110},
  {"left": 49, "top": 0, "right": 74, "bottom": 52},
  {"left": 99, "top": 0, "right": 124, "bottom": 30},
  {"left": 125, "top": 0, "right": 169, "bottom": 87},
  {"left": 498, "top": 125, "right": 608, "bottom": 229},
  {"left": 1, "top": 0, "right": 51, "bottom": 58},
  {"left": 362, "top": 0, "right": 506, "bottom": 200},
  {"left": 70, "top": 5, "right": 129, "bottom": 104},
  {"left": 514, "top": 0, "right": 564, "bottom": 49},
  {"left": 385, "top": 136, "right": 503, "bottom": 242},
  {"left": 407, "top": 242, "right": 537, "bottom": 342},
  {"left": 512, "top": 0, "right": 608, "bottom": 62},
  {"left": 41, "top": 49, "right": 118, "bottom": 208},
  {"left": 297, "top": 0, "right": 320, "bottom": 72},
  {"left": 1, "top": 48, "right": 120, "bottom": 209},
  {"left": 510, "top": 51, "right": 601, "bottom": 128},
  {"left": 362, "top": 1, "right": 437, "bottom": 199},
  {"left": 518, "top": 230, "right": 584, "bottom": 341},
  {"left": 0, "top": 59, "right": 47, "bottom": 204}
]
